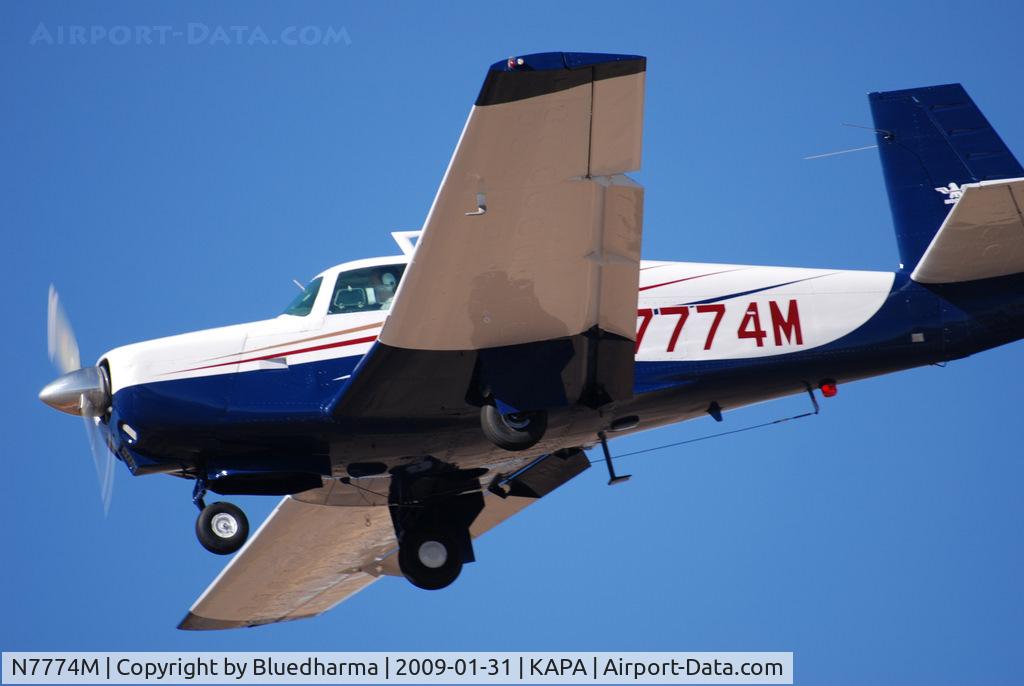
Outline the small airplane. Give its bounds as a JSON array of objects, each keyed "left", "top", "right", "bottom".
[{"left": 39, "top": 52, "right": 1024, "bottom": 630}]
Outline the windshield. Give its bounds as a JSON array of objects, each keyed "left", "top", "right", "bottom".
[
  {"left": 282, "top": 276, "right": 322, "bottom": 316},
  {"left": 328, "top": 264, "right": 406, "bottom": 315}
]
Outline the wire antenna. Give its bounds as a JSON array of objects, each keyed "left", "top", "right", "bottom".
[
  {"left": 803, "top": 144, "right": 878, "bottom": 160},
  {"left": 804, "top": 120, "right": 895, "bottom": 160},
  {"left": 842, "top": 122, "right": 891, "bottom": 136},
  {"left": 590, "top": 386, "right": 821, "bottom": 464}
]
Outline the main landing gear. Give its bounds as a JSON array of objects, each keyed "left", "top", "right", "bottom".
[
  {"left": 397, "top": 527, "right": 464, "bottom": 590},
  {"left": 389, "top": 462, "right": 486, "bottom": 591},
  {"left": 479, "top": 403, "right": 547, "bottom": 451},
  {"left": 192, "top": 478, "right": 249, "bottom": 555}
]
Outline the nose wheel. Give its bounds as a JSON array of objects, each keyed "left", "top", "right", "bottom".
[{"left": 195, "top": 501, "right": 250, "bottom": 555}]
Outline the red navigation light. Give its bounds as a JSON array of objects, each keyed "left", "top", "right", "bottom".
[{"left": 820, "top": 381, "right": 838, "bottom": 398}]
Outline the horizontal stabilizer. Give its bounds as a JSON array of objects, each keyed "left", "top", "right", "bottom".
[{"left": 911, "top": 177, "right": 1024, "bottom": 283}]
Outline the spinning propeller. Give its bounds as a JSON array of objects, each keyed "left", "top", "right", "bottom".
[{"left": 39, "top": 285, "right": 116, "bottom": 514}]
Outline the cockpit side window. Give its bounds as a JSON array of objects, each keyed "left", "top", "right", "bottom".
[
  {"left": 282, "top": 276, "right": 322, "bottom": 317},
  {"left": 328, "top": 265, "right": 406, "bottom": 315}
]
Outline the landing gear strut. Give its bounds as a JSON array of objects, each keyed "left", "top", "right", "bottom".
[{"left": 192, "top": 477, "right": 249, "bottom": 555}]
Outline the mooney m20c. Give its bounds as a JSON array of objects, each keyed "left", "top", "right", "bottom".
[{"left": 39, "top": 53, "right": 1024, "bottom": 630}]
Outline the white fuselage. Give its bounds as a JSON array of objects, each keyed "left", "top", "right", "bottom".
[{"left": 102, "top": 257, "right": 895, "bottom": 394}]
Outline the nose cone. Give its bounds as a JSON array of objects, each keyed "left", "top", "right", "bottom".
[{"left": 39, "top": 367, "right": 110, "bottom": 416}]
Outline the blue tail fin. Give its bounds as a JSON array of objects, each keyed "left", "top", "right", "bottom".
[{"left": 869, "top": 84, "right": 1023, "bottom": 270}]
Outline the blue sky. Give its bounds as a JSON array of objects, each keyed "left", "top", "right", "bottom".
[{"left": 2, "top": 1, "right": 1023, "bottom": 683}]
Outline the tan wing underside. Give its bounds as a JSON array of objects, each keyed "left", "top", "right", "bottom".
[
  {"left": 179, "top": 489, "right": 539, "bottom": 630},
  {"left": 178, "top": 496, "right": 393, "bottom": 630},
  {"left": 381, "top": 72, "right": 645, "bottom": 352}
]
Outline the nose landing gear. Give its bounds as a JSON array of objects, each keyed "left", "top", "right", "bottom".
[
  {"left": 195, "top": 501, "right": 250, "bottom": 555},
  {"left": 192, "top": 477, "right": 249, "bottom": 555}
]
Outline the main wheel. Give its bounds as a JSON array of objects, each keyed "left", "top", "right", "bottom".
[
  {"left": 195, "top": 501, "right": 249, "bottom": 555},
  {"left": 398, "top": 528, "right": 463, "bottom": 590},
  {"left": 480, "top": 404, "right": 547, "bottom": 451}
]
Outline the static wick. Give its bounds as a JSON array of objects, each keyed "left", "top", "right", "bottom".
[{"left": 292, "top": 279, "right": 305, "bottom": 291}]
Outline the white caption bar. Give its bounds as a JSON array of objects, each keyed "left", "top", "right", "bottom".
[{"left": 2, "top": 652, "right": 791, "bottom": 685}]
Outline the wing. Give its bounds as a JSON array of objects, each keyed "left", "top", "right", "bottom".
[
  {"left": 179, "top": 450, "right": 589, "bottom": 630},
  {"left": 333, "top": 52, "right": 645, "bottom": 420},
  {"left": 177, "top": 496, "right": 394, "bottom": 630},
  {"left": 180, "top": 53, "right": 640, "bottom": 630},
  {"left": 911, "top": 177, "right": 1024, "bottom": 283}
]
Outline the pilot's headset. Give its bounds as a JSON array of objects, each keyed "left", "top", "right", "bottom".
[{"left": 380, "top": 272, "right": 397, "bottom": 292}]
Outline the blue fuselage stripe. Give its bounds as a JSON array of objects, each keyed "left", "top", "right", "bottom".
[{"left": 681, "top": 274, "right": 832, "bottom": 305}]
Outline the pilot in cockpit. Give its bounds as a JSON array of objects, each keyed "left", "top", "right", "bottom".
[
  {"left": 328, "top": 265, "right": 405, "bottom": 314},
  {"left": 375, "top": 270, "right": 398, "bottom": 309}
]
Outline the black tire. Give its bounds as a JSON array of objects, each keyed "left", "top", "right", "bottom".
[
  {"left": 480, "top": 404, "right": 547, "bottom": 451},
  {"left": 398, "top": 528, "right": 463, "bottom": 590},
  {"left": 195, "top": 501, "right": 249, "bottom": 555}
]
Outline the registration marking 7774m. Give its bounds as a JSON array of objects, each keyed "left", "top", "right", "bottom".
[{"left": 636, "top": 299, "right": 803, "bottom": 353}]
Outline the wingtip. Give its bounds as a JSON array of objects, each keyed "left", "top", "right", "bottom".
[
  {"left": 177, "top": 612, "right": 247, "bottom": 631},
  {"left": 476, "top": 52, "right": 645, "bottom": 107},
  {"left": 177, "top": 611, "right": 316, "bottom": 631}
]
